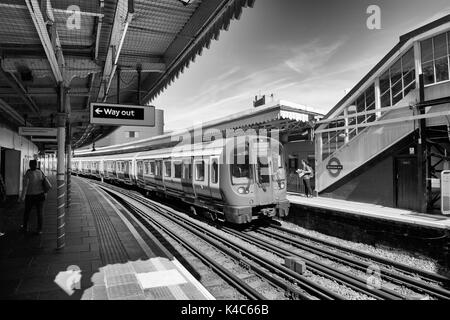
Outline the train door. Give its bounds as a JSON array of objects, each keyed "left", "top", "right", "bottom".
[
  {"left": 193, "top": 157, "right": 210, "bottom": 198},
  {"left": 137, "top": 160, "right": 144, "bottom": 186},
  {"left": 253, "top": 141, "right": 275, "bottom": 206},
  {"left": 209, "top": 156, "right": 221, "bottom": 200},
  {"left": 181, "top": 158, "right": 194, "bottom": 196}
]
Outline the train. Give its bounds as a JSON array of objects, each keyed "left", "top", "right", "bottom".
[{"left": 72, "top": 135, "right": 290, "bottom": 224}]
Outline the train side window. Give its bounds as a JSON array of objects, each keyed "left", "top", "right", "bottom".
[
  {"left": 164, "top": 160, "right": 172, "bottom": 177},
  {"left": 195, "top": 161, "right": 205, "bottom": 181},
  {"left": 149, "top": 161, "right": 155, "bottom": 175},
  {"left": 183, "top": 162, "right": 192, "bottom": 180},
  {"left": 155, "top": 160, "right": 162, "bottom": 177},
  {"left": 174, "top": 161, "right": 182, "bottom": 179},
  {"left": 143, "top": 161, "right": 149, "bottom": 175},
  {"left": 211, "top": 158, "right": 218, "bottom": 184}
]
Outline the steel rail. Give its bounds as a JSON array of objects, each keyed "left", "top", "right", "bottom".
[
  {"left": 270, "top": 224, "right": 450, "bottom": 290},
  {"left": 98, "top": 183, "right": 312, "bottom": 300},
  {"left": 92, "top": 180, "right": 342, "bottom": 300}
]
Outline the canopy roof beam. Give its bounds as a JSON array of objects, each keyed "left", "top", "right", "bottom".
[{"left": 25, "top": 0, "right": 64, "bottom": 84}]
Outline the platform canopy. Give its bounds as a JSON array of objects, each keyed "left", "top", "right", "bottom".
[{"left": 0, "top": 0, "right": 255, "bottom": 149}]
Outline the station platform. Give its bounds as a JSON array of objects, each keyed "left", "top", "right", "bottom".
[
  {"left": 0, "top": 173, "right": 214, "bottom": 300},
  {"left": 286, "top": 193, "right": 450, "bottom": 264},
  {"left": 287, "top": 193, "right": 450, "bottom": 230}
]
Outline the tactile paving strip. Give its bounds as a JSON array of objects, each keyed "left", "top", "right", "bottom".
[{"left": 76, "top": 181, "right": 129, "bottom": 265}]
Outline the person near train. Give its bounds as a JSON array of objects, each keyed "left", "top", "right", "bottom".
[
  {"left": 297, "top": 159, "right": 314, "bottom": 198},
  {"left": 19, "top": 160, "right": 51, "bottom": 234}
]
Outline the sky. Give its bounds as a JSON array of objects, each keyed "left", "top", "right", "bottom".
[{"left": 151, "top": 0, "right": 450, "bottom": 131}]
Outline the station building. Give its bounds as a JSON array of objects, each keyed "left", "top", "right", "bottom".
[{"left": 314, "top": 15, "right": 450, "bottom": 214}]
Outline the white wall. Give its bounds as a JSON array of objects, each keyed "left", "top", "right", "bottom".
[{"left": 0, "top": 123, "right": 39, "bottom": 195}]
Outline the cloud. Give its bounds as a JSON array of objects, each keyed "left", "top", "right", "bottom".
[{"left": 283, "top": 39, "right": 345, "bottom": 75}]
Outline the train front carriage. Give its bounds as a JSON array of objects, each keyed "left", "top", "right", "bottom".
[{"left": 219, "top": 137, "right": 289, "bottom": 224}]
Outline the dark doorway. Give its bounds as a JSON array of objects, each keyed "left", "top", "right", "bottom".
[{"left": 395, "top": 156, "right": 419, "bottom": 211}]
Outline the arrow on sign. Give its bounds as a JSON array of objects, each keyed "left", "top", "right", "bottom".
[{"left": 95, "top": 108, "right": 103, "bottom": 114}]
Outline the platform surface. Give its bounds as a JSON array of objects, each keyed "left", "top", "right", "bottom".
[
  {"left": 0, "top": 173, "right": 213, "bottom": 300},
  {"left": 288, "top": 193, "right": 450, "bottom": 230}
]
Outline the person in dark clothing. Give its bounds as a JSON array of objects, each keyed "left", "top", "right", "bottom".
[
  {"left": 19, "top": 160, "right": 48, "bottom": 234},
  {"left": 299, "top": 159, "right": 314, "bottom": 198}
]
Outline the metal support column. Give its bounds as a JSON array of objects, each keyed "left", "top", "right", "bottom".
[
  {"left": 417, "top": 74, "right": 428, "bottom": 213},
  {"left": 56, "top": 86, "right": 67, "bottom": 250},
  {"left": 66, "top": 124, "right": 72, "bottom": 209},
  {"left": 137, "top": 65, "right": 142, "bottom": 105},
  {"left": 116, "top": 66, "right": 121, "bottom": 104}
]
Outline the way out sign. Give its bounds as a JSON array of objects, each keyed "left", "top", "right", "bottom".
[{"left": 90, "top": 103, "right": 155, "bottom": 126}]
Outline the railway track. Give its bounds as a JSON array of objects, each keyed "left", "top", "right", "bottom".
[
  {"left": 91, "top": 180, "right": 341, "bottom": 300},
  {"left": 83, "top": 178, "right": 450, "bottom": 300},
  {"left": 264, "top": 223, "right": 450, "bottom": 300}
]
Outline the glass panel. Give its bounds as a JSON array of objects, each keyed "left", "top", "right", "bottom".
[
  {"left": 422, "top": 61, "right": 435, "bottom": 85},
  {"left": 195, "top": 161, "right": 205, "bottom": 181},
  {"left": 403, "top": 69, "right": 415, "bottom": 88},
  {"left": 380, "top": 70, "right": 390, "bottom": 94},
  {"left": 356, "top": 96, "right": 365, "bottom": 124},
  {"left": 150, "top": 161, "right": 155, "bottom": 175},
  {"left": 257, "top": 155, "right": 270, "bottom": 184},
  {"left": 183, "top": 163, "right": 191, "bottom": 180},
  {"left": 155, "top": 160, "right": 162, "bottom": 176},
  {"left": 421, "top": 38, "right": 433, "bottom": 62},
  {"left": 365, "top": 85, "right": 375, "bottom": 108},
  {"left": 404, "top": 81, "right": 416, "bottom": 97},
  {"left": 231, "top": 147, "right": 251, "bottom": 185},
  {"left": 211, "top": 160, "right": 218, "bottom": 184},
  {"left": 164, "top": 161, "right": 171, "bottom": 177},
  {"left": 390, "top": 59, "right": 402, "bottom": 86},
  {"left": 174, "top": 162, "right": 182, "bottom": 178},
  {"left": 391, "top": 80, "right": 403, "bottom": 100},
  {"left": 435, "top": 57, "right": 449, "bottom": 82},
  {"left": 392, "top": 90, "right": 403, "bottom": 105},
  {"left": 402, "top": 48, "right": 415, "bottom": 71},
  {"left": 144, "top": 161, "right": 149, "bottom": 174},
  {"left": 434, "top": 33, "right": 448, "bottom": 59},
  {"left": 381, "top": 91, "right": 391, "bottom": 108}
]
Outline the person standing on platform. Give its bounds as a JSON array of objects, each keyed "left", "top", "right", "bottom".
[
  {"left": 0, "top": 173, "right": 7, "bottom": 237},
  {"left": 19, "top": 160, "right": 51, "bottom": 235},
  {"left": 297, "top": 159, "right": 314, "bottom": 198}
]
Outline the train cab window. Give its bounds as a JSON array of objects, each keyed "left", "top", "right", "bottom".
[
  {"left": 174, "top": 161, "right": 182, "bottom": 179},
  {"left": 164, "top": 161, "right": 172, "bottom": 177},
  {"left": 231, "top": 145, "right": 252, "bottom": 185},
  {"left": 195, "top": 161, "right": 205, "bottom": 181},
  {"left": 211, "top": 159, "right": 218, "bottom": 184}
]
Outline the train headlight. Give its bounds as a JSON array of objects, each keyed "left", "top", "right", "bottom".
[
  {"left": 279, "top": 181, "right": 285, "bottom": 189},
  {"left": 237, "top": 187, "right": 246, "bottom": 194}
]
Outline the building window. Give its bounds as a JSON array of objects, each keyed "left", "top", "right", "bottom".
[
  {"left": 421, "top": 32, "right": 450, "bottom": 85},
  {"left": 127, "top": 131, "right": 139, "bottom": 138},
  {"left": 381, "top": 47, "right": 416, "bottom": 108}
]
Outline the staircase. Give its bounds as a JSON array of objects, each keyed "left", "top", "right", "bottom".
[{"left": 316, "top": 90, "right": 420, "bottom": 193}]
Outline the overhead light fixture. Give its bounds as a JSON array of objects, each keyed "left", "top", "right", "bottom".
[{"left": 178, "top": 0, "right": 193, "bottom": 5}]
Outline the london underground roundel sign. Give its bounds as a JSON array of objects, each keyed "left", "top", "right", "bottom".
[{"left": 326, "top": 157, "right": 343, "bottom": 177}]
